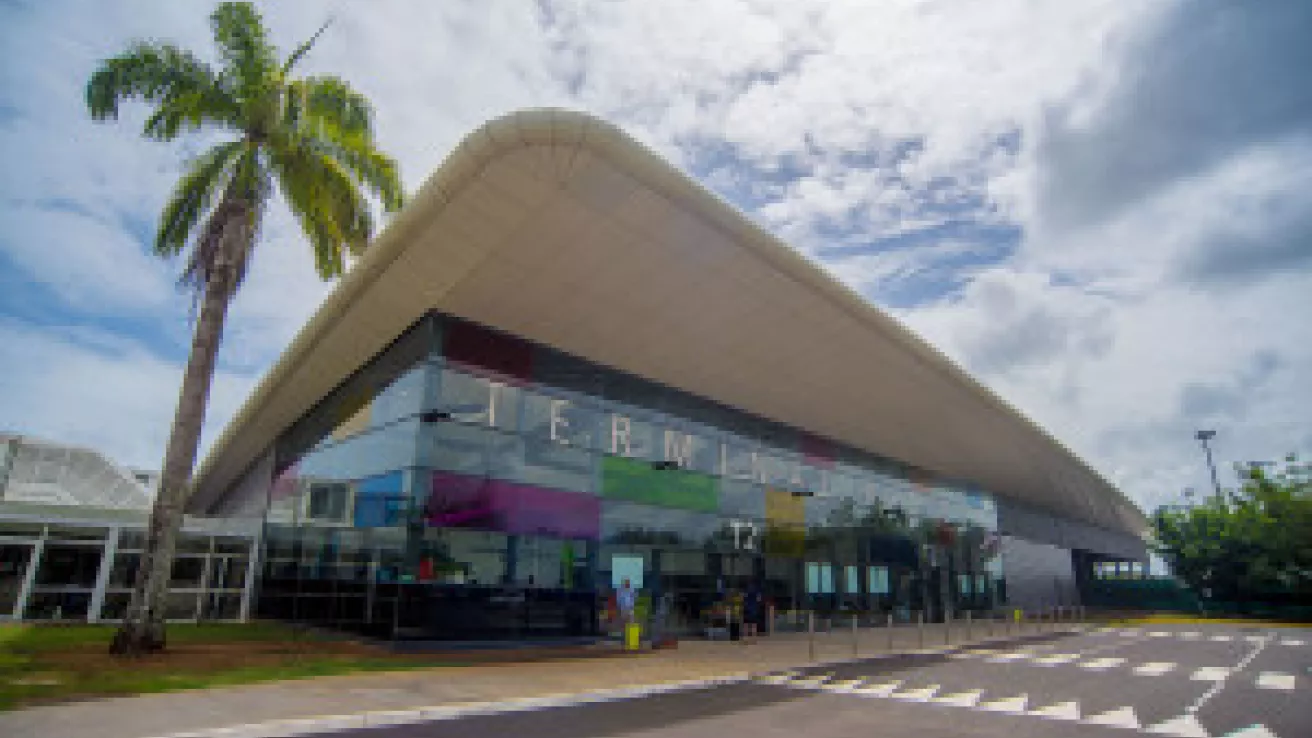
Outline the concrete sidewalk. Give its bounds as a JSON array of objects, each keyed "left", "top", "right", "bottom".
[{"left": 0, "top": 619, "right": 1081, "bottom": 738}]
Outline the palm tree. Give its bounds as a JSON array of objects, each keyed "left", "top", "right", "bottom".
[{"left": 87, "top": 2, "right": 403, "bottom": 655}]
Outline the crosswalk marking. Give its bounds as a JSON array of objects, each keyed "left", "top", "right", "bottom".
[
  {"left": 986, "top": 652, "right": 1032, "bottom": 663},
  {"left": 1255, "top": 672, "right": 1296, "bottom": 691},
  {"left": 852, "top": 681, "right": 902, "bottom": 697},
  {"left": 1244, "top": 635, "right": 1268, "bottom": 643},
  {"left": 1119, "top": 628, "right": 1143, "bottom": 636},
  {"left": 1134, "top": 662, "right": 1178, "bottom": 676},
  {"left": 889, "top": 685, "right": 939, "bottom": 702},
  {"left": 1032, "top": 653, "right": 1080, "bottom": 666},
  {"left": 1085, "top": 706, "right": 1141, "bottom": 729},
  {"left": 755, "top": 674, "right": 1291, "bottom": 737},
  {"left": 1079, "top": 657, "right": 1127, "bottom": 670},
  {"left": 1278, "top": 638, "right": 1304, "bottom": 647},
  {"left": 931, "top": 690, "right": 983, "bottom": 707},
  {"left": 1029, "top": 700, "right": 1081, "bottom": 720},
  {"left": 1146, "top": 713, "right": 1210, "bottom": 737},
  {"left": 977, "top": 694, "right": 1028, "bottom": 714},
  {"left": 1149, "top": 631, "right": 1173, "bottom": 637},
  {"left": 1210, "top": 635, "right": 1233, "bottom": 642},
  {"left": 1181, "top": 631, "right": 1202, "bottom": 640},
  {"left": 1225, "top": 725, "right": 1280, "bottom": 737},
  {"left": 1191, "top": 667, "right": 1232, "bottom": 681}
]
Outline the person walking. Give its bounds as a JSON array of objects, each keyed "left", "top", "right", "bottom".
[{"left": 743, "top": 584, "right": 763, "bottom": 643}]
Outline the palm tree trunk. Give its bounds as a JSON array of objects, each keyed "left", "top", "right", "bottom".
[{"left": 111, "top": 202, "right": 246, "bottom": 656}]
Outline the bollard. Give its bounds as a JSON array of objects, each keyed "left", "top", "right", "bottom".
[
  {"left": 887, "top": 612, "right": 895, "bottom": 652},
  {"left": 965, "top": 611, "right": 972, "bottom": 642},
  {"left": 945, "top": 613, "right": 952, "bottom": 645},
  {"left": 852, "top": 613, "right": 859, "bottom": 657},
  {"left": 808, "top": 611, "right": 816, "bottom": 662},
  {"left": 917, "top": 610, "right": 925, "bottom": 650}
]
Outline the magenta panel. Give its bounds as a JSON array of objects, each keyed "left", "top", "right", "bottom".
[{"left": 427, "top": 471, "right": 600, "bottom": 539}]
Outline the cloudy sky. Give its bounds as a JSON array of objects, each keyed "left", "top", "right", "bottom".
[{"left": 1, "top": 0, "right": 1309, "bottom": 514}]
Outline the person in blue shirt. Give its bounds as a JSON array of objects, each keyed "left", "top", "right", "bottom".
[{"left": 617, "top": 578, "right": 637, "bottom": 625}]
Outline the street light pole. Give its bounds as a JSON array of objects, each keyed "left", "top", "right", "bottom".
[{"left": 1195, "top": 430, "right": 1222, "bottom": 499}]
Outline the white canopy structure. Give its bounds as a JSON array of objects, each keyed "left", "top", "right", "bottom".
[{"left": 190, "top": 109, "right": 1147, "bottom": 539}]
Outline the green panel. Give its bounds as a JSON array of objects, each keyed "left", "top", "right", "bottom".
[{"left": 601, "top": 456, "right": 719, "bottom": 512}]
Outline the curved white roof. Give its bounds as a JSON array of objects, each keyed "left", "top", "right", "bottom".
[{"left": 191, "top": 109, "right": 1148, "bottom": 538}]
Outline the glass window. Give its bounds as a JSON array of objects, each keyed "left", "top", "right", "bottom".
[
  {"left": 437, "top": 367, "right": 519, "bottom": 430},
  {"left": 844, "top": 565, "right": 859, "bottom": 594},
  {"left": 165, "top": 591, "right": 199, "bottom": 620},
  {"left": 208, "top": 557, "right": 248, "bottom": 590},
  {"left": 35, "top": 544, "right": 102, "bottom": 588},
  {"left": 170, "top": 556, "right": 207, "bottom": 588},
  {"left": 109, "top": 553, "right": 140, "bottom": 588},
  {"left": 306, "top": 483, "right": 350, "bottom": 523},
  {"left": 868, "top": 566, "right": 890, "bottom": 594},
  {"left": 26, "top": 592, "right": 92, "bottom": 620},
  {"left": 99, "top": 592, "right": 132, "bottom": 620},
  {"left": 423, "top": 421, "right": 492, "bottom": 475}
]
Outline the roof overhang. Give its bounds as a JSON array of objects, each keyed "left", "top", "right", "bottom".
[{"left": 190, "top": 109, "right": 1149, "bottom": 539}]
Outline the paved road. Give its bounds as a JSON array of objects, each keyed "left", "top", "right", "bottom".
[{"left": 301, "top": 623, "right": 1310, "bottom": 738}]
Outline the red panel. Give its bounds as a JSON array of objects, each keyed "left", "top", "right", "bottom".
[
  {"left": 800, "top": 433, "right": 835, "bottom": 468},
  {"left": 444, "top": 320, "right": 533, "bottom": 382}
]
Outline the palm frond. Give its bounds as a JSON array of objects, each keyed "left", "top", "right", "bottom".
[
  {"left": 269, "top": 133, "right": 374, "bottom": 278},
  {"left": 86, "top": 42, "right": 232, "bottom": 122},
  {"left": 156, "top": 139, "right": 247, "bottom": 257},
  {"left": 282, "top": 18, "right": 333, "bottom": 75},
  {"left": 287, "top": 76, "right": 374, "bottom": 138},
  {"left": 210, "top": 2, "right": 278, "bottom": 99}
]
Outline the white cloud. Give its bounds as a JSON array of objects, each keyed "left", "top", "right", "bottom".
[{"left": 0, "top": 319, "right": 256, "bottom": 471}]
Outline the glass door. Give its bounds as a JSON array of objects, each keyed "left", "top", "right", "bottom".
[{"left": 0, "top": 543, "right": 35, "bottom": 618}]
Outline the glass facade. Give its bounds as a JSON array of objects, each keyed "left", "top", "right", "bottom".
[{"left": 256, "top": 312, "right": 1002, "bottom": 640}]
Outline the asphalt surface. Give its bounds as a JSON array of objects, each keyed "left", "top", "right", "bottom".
[{"left": 334, "top": 623, "right": 1309, "bottom": 738}]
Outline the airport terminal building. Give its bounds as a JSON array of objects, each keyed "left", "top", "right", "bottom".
[{"left": 187, "top": 110, "right": 1148, "bottom": 641}]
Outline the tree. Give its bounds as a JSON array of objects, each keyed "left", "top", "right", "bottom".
[
  {"left": 87, "top": 2, "right": 403, "bottom": 655},
  {"left": 1153, "top": 455, "right": 1312, "bottom": 607}
]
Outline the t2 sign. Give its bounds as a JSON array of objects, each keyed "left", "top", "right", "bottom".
[{"left": 728, "top": 519, "right": 758, "bottom": 551}]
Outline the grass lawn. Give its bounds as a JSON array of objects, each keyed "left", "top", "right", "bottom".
[{"left": 0, "top": 622, "right": 461, "bottom": 711}]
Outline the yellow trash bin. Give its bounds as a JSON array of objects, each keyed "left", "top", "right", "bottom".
[{"left": 625, "top": 622, "right": 642, "bottom": 651}]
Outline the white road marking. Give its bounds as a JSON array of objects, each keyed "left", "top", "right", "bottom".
[
  {"left": 889, "top": 685, "right": 939, "bottom": 701},
  {"left": 1145, "top": 713, "right": 1210, "bottom": 737},
  {"left": 852, "top": 681, "right": 902, "bottom": 698},
  {"left": 1224, "top": 725, "right": 1281, "bottom": 738},
  {"left": 1210, "top": 635, "right": 1233, "bottom": 642},
  {"left": 931, "top": 690, "right": 982, "bottom": 707},
  {"left": 1119, "top": 629, "right": 1143, "bottom": 636},
  {"left": 1084, "top": 706, "right": 1141, "bottom": 729},
  {"left": 1134, "top": 662, "right": 1178, "bottom": 676},
  {"left": 1149, "top": 631, "right": 1173, "bottom": 637},
  {"left": 977, "top": 694, "right": 1028, "bottom": 714},
  {"left": 1028, "top": 700, "right": 1081, "bottom": 721},
  {"left": 1186, "top": 631, "right": 1273, "bottom": 715},
  {"left": 1079, "top": 657, "right": 1127, "bottom": 670},
  {"left": 1191, "top": 666, "right": 1232, "bottom": 681},
  {"left": 1278, "top": 638, "right": 1305, "bottom": 647},
  {"left": 986, "top": 652, "right": 1032, "bottom": 663},
  {"left": 1244, "top": 635, "right": 1267, "bottom": 643},
  {"left": 1255, "top": 672, "right": 1296, "bottom": 691},
  {"left": 1032, "top": 653, "right": 1081, "bottom": 666},
  {"left": 1180, "top": 631, "right": 1202, "bottom": 640},
  {"left": 821, "top": 679, "right": 865, "bottom": 693}
]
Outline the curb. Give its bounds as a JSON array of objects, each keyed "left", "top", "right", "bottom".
[
  {"left": 150, "top": 627, "right": 1091, "bottom": 738},
  {"left": 149, "top": 674, "right": 757, "bottom": 738}
]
